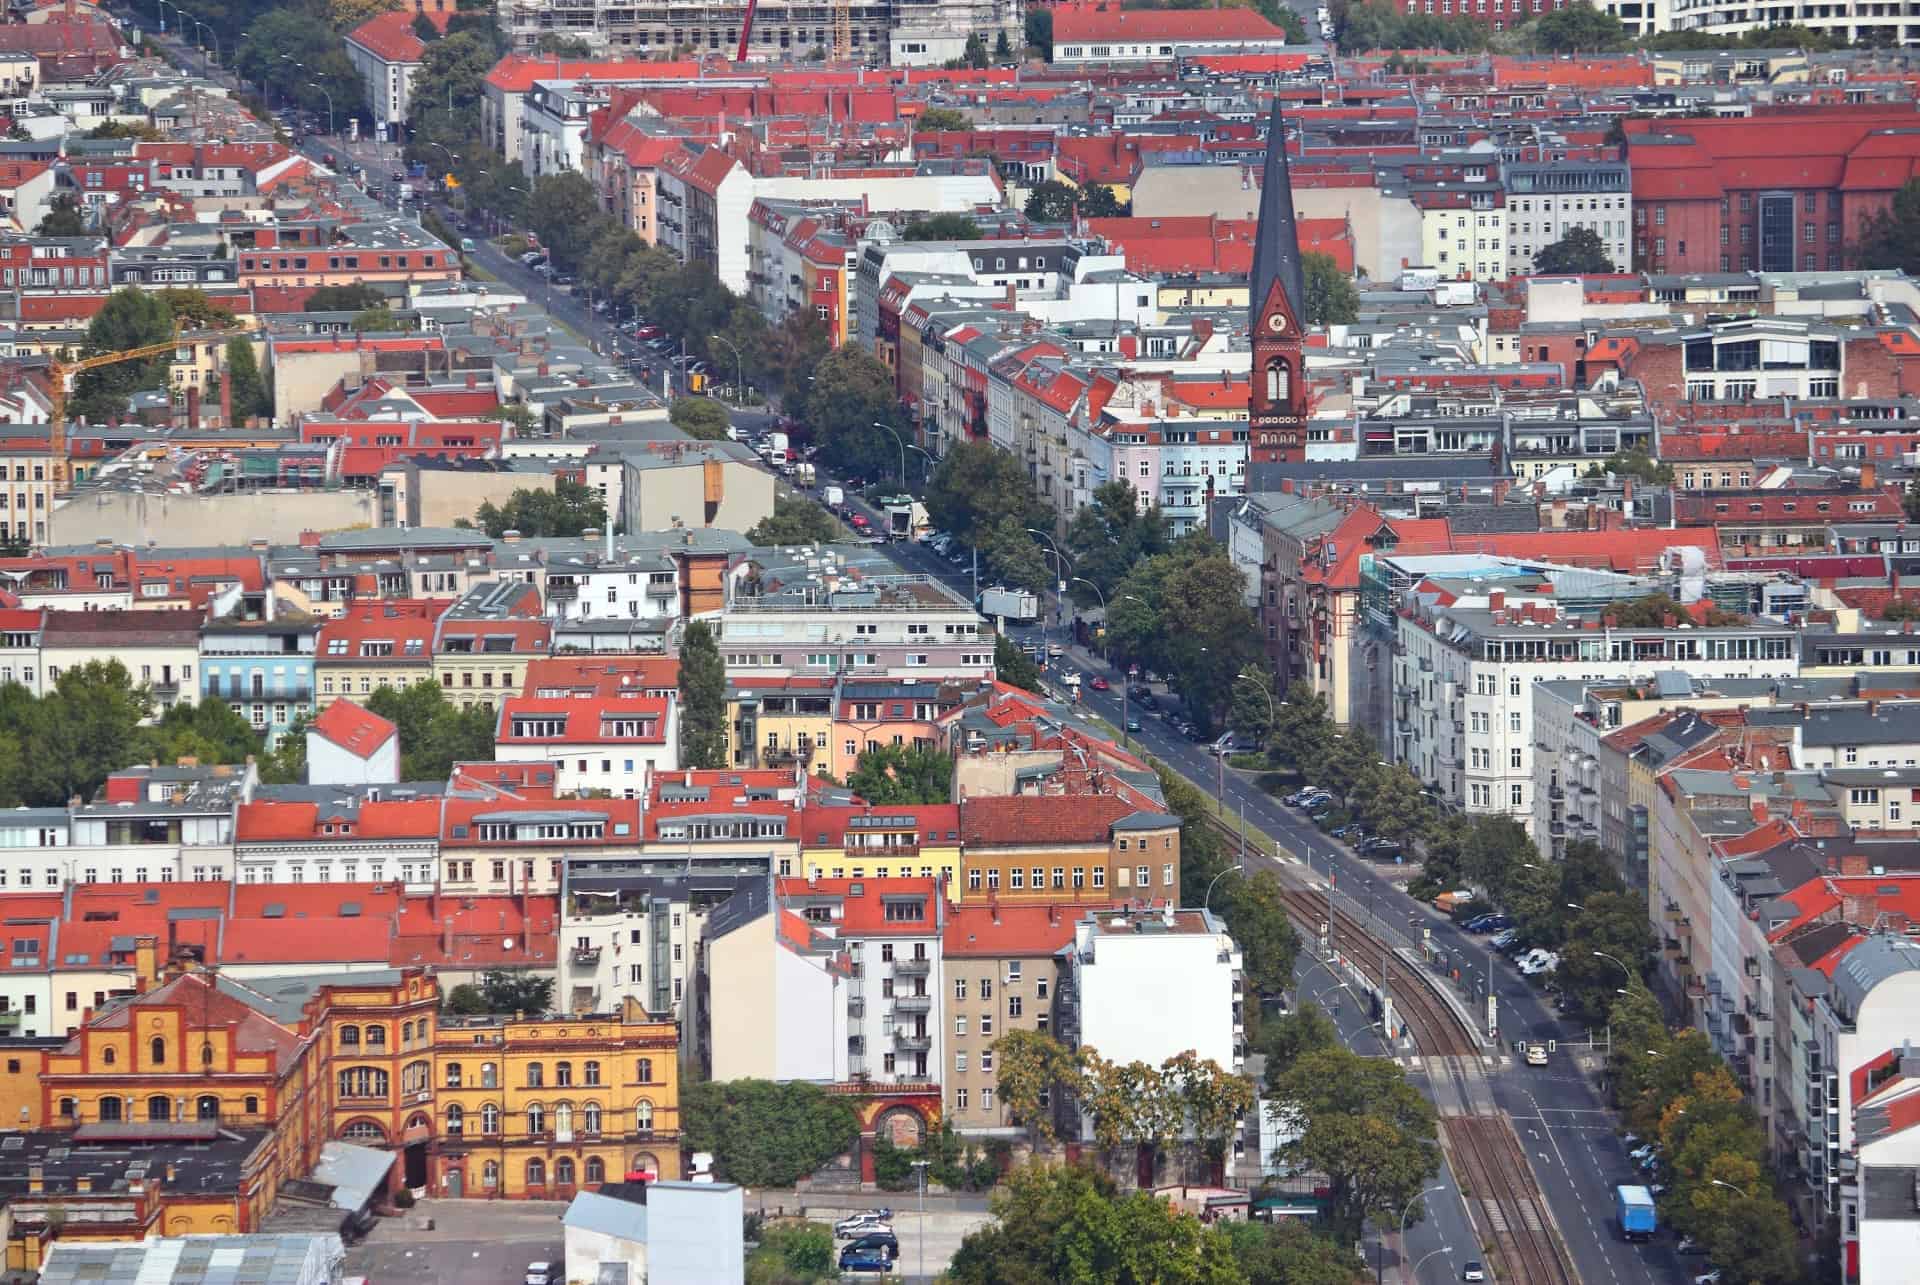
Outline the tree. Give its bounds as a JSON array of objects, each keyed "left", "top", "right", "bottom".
[
  {"left": 35, "top": 193, "right": 86, "bottom": 237},
  {"left": 1108, "top": 535, "right": 1262, "bottom": 733},
  {"left": 993, "top": 29, "right": 1013, "bottom": 60},
  {"left": 1533, "top": 225, "right": 1617, "bottom": 274},
  {"left": 85, "top": 119, "right": 166, "bottom": 141},
  {"left": 1219, "top": 870, "right": 1302, "bottom": 1007},
  {"left": 363, "top": 680, "right": 494, "bottom": 779},
  {"left": 678, "top": 620, "right": 727, "bottom": 770},
  {"left": 1524, "top": 0, "right": 1627, "bottom": 50},
  {"left": 8, "top": 662, "right": 152, "bottom": 806},
  {"left": 1161, "top": 1049, "right": 1256, "bottom": 1167},
  {"left": 411, "top": 10, "right": 441, "bottom": 41},
  {"left": 915, "top": 106, "right": 970, "bottom": 132},
  {"left": 1024, "top": 179, "right": 1077, "bottom": 223},
  {"left": 1606, "top": 591, "right": 1743, "bottom": 628},
  {"left": 478, "top": 968, "right": 553, "bottom": 1014},
  {"left": 923, "top": 439, "right": 1049, "bottom": 549},
  {"left": 256, "top": 715, "right": 310, "bottom": 785},
  {"left": 900, "top": 212, "right": 982, "bottom": 241},
  {"left": 962, "top": 30, "right": 989, "bottom": 67},
  {"left": 443, "top": 982, "right": 487, "bottom": 1015},
  {"left": 748, "top": 1221, "right": 836, "bottom": 1283},
  {"left": 669, "top": 397, "right": 731, "bottom": 441},
  {"left": 472, "top": 478, "right": 608, "bottom": 539},
  {"left": 1219, "top": 1219, "right": 1366, "bottom": 1285},
  {"left": 527, "top": 171, "right": 603, "bottom": 271},
  {"left": 533, "top": 31, "right": 594, "bottom": 54},
  {"left": 1268, "top": 1044, "right": 1442, "bottom": 1245},
  {"left": 1079, "top": 183, "right": 1127, "bottom": 217},
  {"left": 1353, "top": 763, "right": 1431, "bottom": 846},
  {"left": 1302, "top": 251, "right": 1360, "bottom": 326},
  {"left": 1064, "top": 481, "right": 1169, "bottom": 609},
  {"left": 982, "top": 515, "right": 1051, "bottom": 593},
  {"left": 1856, "top": 177, "right": 1920, "bottom": 273},
  {"left": 234, "top": 5, "right": 362, "bottom": 128},
  {"left": 1585, "top": 447, "right": 1674, "bottom": 485},
  {"left": 303, "top": 283, "right": 387, "bottom": 313},
  {"left": 747, "top": 497, "right": 839, "bottom": 546},
  {"left": 1253, "top": 1000, "right": 1340, "bottom": 1093},
  {"left": 992, "top": 1028, "right": 1078, "bottom": 1143},
  {"left": 1336, "top": 1, "right": 1489, "bottom": 52},
  {"left": 994, "top": 633, "right": 1043, "bottom": 694},
  {"left": 350, "top": 306, "right": 409, "bottom": 333},
  {"left": 801, "top": 345, "right": 904, "bottom": 481},
  {"left": 1024, "top": 5, "right": 1053, "bottom": 58},
  {"left": 948, "top": 1163, "right": 1244, "bottom": 1285},
  {"left": 144, "top": 698, "right": 262, "bottom": 768},
  {"left": 681, "top": 1080, "right": 860, "bottom": 1187},
  {"left": 846, "top": 744, "right": 950, "bottom": 804},
  {"left": 68, "top": 288, "right": 175, "bottom": 423},
  {"left": 224, "top": 338, "right": 271, "bottom": 423}
]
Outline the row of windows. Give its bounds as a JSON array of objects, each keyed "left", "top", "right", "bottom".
[
  {"left": 443, "top": 1058, "right": 653, "bottom": 1089},
  {"left": 59, "top": 1093, "right": 254, "bottom": 1122},
  {"left": 965, "top": 863, "right": 1175, "bottom": 892}
]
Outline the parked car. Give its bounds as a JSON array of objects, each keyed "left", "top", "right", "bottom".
[
  {"left": 1629, "top": 1143, "right": 1658, "bottom": 1166},
  {"left": 1461, "top": 1264, "right": 1487, "bottom": 1283},
  {"left": 1676, "top": 1235, "right": 1708, "bottom": 1256},
  {"left": 1357, "top": 840, "right": 1403, "bottom": 859},
  {"left": 1490, "top": 928, "right": 1520, "bottom": 950},
  {"left": 834, "top": 1210, "right": 892, "bottom": 1237},
  {"left": 524, "top": 1264, "right": 555, "bottom": 1285},
  {"left": 1289, "top": 790, "right": 1331, "bottom": 809},
  {"left": 1693, "top": 1270, "right": 1722, "bottom": 1285},
  {"left": 839, "top": 1245, "right": 895, "bottom": 1273},
  {"left": 1466, "top": 913, "right": 1512, "bottom": 933},
  {"left": 843, "top": 1230, "right": 899, "bottom": 1256},
  {"left": 1519, "top": 951, "right": 1560, "bottom": 976}
]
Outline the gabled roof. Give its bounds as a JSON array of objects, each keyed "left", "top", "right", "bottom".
[
  {"left": 960, "top": 794, "right": 1167, "bottom": 847},
  {"left": 308, "top": 698, "right": 397, "bottom": 760}
]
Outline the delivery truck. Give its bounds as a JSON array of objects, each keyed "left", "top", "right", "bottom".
[
  {"left": 979, "top": 586, "right": 1040, "bottom": 623},
  {"left": 879, "top": 496, "right": 930, "bottom": 542},
  {"left": 822, "top": 485, "right": 845, "bottom": 511},
  {"left": 1614, "top": 1184, "right": 1657, "bottom": 1242}
]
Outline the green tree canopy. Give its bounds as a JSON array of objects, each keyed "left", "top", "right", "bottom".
[
  {"left": 846, "top": 744, "right": 951, "bottom": 804},
  {"left": 949, "top": 1163, "right": 1246, "bottom": 1284},
  {"left": 1064, "top": 481, "right": 1170, "bottom": 609},
  {"left": 747, "top": 496, "right": 839, "bottom": 546},
  {"left": 994, "top": 633, "right": 1043, "bottom": 693},
  {"left": 350, "top": 306, "right": 410, "bottom": 333},
  {"left": 1534, "top": 225, "right": 1618, "bottom": 274},
  {"left": 1107, "top": 535, "right": 1261, "bottom": 732},
  {"left": 478, "top": 969, "right": 553, "bottom": 1014},
  {"left": 1269, "top": 1044, "right": 1442, "bottom": 1245},
  {"left": 1025, "top": 6, "right": 1052, "bottom": 56},
  {"left": 801, "top": 345, "right": 906, "bottom": 481},
  {"left": 303, "top": 283, "right": 388, "bottom": 313},
  {"left": 1522, "top": 0, "right": 1628, "bottom": 50},
  {"left": 472, "top": 478, "right": 608, "bottom": 539},
  {"left": 363, "top": 680, "right": 495, "bottom": 779},
  {"left": 681, "top": 1079, "right": 860, "bottom": 1187},
  {"left": 1337, "top": 1, "right": 1489, "bottom": 51},
  {"left": 678, "top": 619, "right": 727, "bottom": 769},
  {"left": 915, "top": 106, "right": 970, "bottom": 132},
  {"left": 234, "top": 5, "right": 361, "bottom": 129},
  {"left": 901, "top": 212, "right": 982, "bottom": 241},
  {"left": 923, "top": 439, "right": 1050, "bottom": 550},
  {"left": 668, "top": 397, "right": 731, "bottom": 441},
  {"left": 35, "top": 193, "right": 86, "bottom": 237},
  {"left": 1303, "top": 251, "right": 1361, "bottom": 325},
  {"left": 224, "top": 338, "right": 271, "bottom": 423},
  {"left": 1856, "top": 177, "right": 1920, "bottom": 273},
  {"left": 527, "top": 171, "right": 603, "bottom": 272}
]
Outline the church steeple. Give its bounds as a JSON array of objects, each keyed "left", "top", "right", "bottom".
[{"left": 1248, "top": 95, "right": 1307, "bottom": 463}]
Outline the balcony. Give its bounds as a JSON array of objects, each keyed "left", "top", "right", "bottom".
[
  {"left": 892, "top": 1028, "right": 932, "bottom": 1051},
  {"left": 571, "top": 946, "right": 601, "bottom": 966},
  {"left": 546, "top": 581, "right": 579, "bottom": 601},
  {"left": 890, "top": 993, "right": 933, "bottom": 1014},
  {"left": 848, "top": 997, "right": 865, "bottom": 1019},
  {"left": 0, "top": 1011, "right": 20, "bottom": 1028},
  {"left": 891, "top": 956, "right": 931, "bottom": 977}
]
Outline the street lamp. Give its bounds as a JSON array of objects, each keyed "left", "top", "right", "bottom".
[
  {"left": 307, "top": 82, "right": 335, "bottom": 137},
  {"left": 710, "top": 333, "right": 744, "bottom": 404},
  {"left": 427, "top": 142, "right": 460, "bottom": 181},
  {"left": 1387, "top": 1186, "right": 1448, "bottom": 1285},
  {"left": 1115, "top": 591, "right": 1146, "bottom": 746},
  {"left": 1202, "top": 860, "right": 1241, "bottom": 913},
  {"left": 193, "top": 19, "right": 219, "bottom": 62},
  {"left": 1411, "top": 1247, "right": 1454, "bottom": 1283},
  {"left": 1070, "top": 576, "right": 1107, "bottom": 661},
  {"left": 910, "top": 1159, "right": 930, "bottom": 1282},
  {"left": 1592, "top": 950, "right": 1633, "bottom": 979},
  {"left": 1709, "top": 1179, "right": 1751, "bottom": 1198}
]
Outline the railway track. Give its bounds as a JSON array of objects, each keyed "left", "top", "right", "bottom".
[
  {"left": 1202, "top": 812, "right": 1479, "bottom": 1056},
  {"left": 1442, "top": 1115, "right": 1579, "bottom": 1285}
]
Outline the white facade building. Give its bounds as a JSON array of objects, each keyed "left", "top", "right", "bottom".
[{"left": 1062, "top": 905, "right": 1244, "bottom": 1088}]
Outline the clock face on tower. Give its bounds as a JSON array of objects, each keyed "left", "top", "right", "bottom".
[{"left": 1267, "top": 314, "right": 1287, "bottom": 333}]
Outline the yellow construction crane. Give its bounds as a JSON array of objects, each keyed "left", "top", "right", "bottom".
[{"left": 46, "top": 320, "right": 251, "bottom": 485}]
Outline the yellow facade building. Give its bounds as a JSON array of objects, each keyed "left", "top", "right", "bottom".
[{"left": 797, "top": 804, "right": 964, "bottom": 898}]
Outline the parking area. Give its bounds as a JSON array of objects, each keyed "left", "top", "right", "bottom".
[
  {"left": 803, "top": 1205, "right": 992, "bottom": 1282},
  {"left": 344, "top": 1199, "right": 566, "bottom": 1285}
]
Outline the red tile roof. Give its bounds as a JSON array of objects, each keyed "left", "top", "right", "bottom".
[
  {"left": 484, "top": 55, "right": 700, "bottom": 93},
  {"left": 943, "top": 901, "right": 1099, "bottom": 957},
  {"left": 959, "top": 794, "right": 1168, "bottom": 847},
  {"left": 308, "top": 697, "right": 397, "bottom": 759},
  {"left": 494, "top": 691, "right": 671, "bottom": 745},
  {"left": 776, "top": 875, "right": 944, "bottom": 936},
  {"left": 800, "top": 804, "right": 962, "bottom": 848},
  {"left": 345, "top": 8, "right": 447, "bottom": 64},
  {"left": 1052, "top": 7, "right": 1287, "bottom": 41}
]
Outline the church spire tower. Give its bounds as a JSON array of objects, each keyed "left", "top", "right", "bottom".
[{"left": 1249, "top": 95, "right": 1308, "bottom": 463}]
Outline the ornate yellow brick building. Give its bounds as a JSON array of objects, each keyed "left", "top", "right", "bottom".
[{"left": 11, "top": 945, "right": 680, "bottom": 1211}]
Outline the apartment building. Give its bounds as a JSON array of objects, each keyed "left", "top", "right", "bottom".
[
  {"left": 431, "top": 581, "right": 551, "bottom": 710},
  {"left": 492, "top": 690, "right": 679, "bottom": 797},
  {"left": 941, "top": 903, "right": 1083, "bottom": 1135},
  {"left": 1394, "top": 573, "right": 1799, "bottom": 830},
  {"left": 199, "top": 611, "right": 318, "bottom": 744},
  {"left": 314, "top": 601, "right": 449, "bottom": 708},
  {"left": 718, "top": 572, "right": 993, "bottom": 685},
  {"left": 1504, "top": 160, "right": 1632, "bottom": 276}
]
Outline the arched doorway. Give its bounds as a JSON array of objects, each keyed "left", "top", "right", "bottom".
[{"left": 402, "top": 1112, "right": 432, "bottom": 1189}]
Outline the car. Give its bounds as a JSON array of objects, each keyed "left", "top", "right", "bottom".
[
  {"left": 1304, "top": 799, "right": 1334, "bottom": 818},
  {"left": 834, "top": 1209, "right": 893, "bottom": 1237},
  {"left": 1089, "top": 676, "right": 1109, "bottom": 691},
  {"left": 1490, "top": 928, "right": 1519, "bottom": 950},
  {"left": 848, "top": 514, "right": 871, "bottom": 531},
  {"left": 1693, "top": 1271, "right": 1723, "bottom": 1285},
  {"left": 459, "top": 236, "right": 477, "bottom": 253},
  {"left": 1047, "top": 643, "right": 1063, "bottom": 658},
  {"left": 1128, "top": 686, "right": 1152, "bottom": 703},
  {"left": 1461, "top": 1264, "right": 1487, "bottom": 1283},
  {"left": 1125, "top": 716, "right": 1142, "bottom": 732},
  {"left": 1519, "top": 951, "right": 1560, "bottom": 976},
  {"left": 1525, "top": 1042, "right": 1549, "bottom": 1066},
  {"left": 843, "top": 1230, "right": 899, "bottom": 1256},
  {"left": 839, "top": 1245, "right": 895, "bottom": 1274},
  {"left": 1676, "top": 1235, "right": 1708, "bottom": 1256},
  {"left": 1628, "top": 1142, "right": 1658, "bottom": 1165},
  {"left": 1283, "top": 787, "right": 1322, "bottom": 805},
  {"left": 633, "top": 324, "right": 662, "bottom": 339},
  {"left": 1466, "top": 913, "right": 1512, "bottom": 933},
  {"left": 1358, "top": 840, "right": 1403, "bottom": 859},
  {"left": 390, "top": 169, "right": 406, "bottom": 183},
  {"left": 1516, "top": 948, "right": 1552, "bottom": 971},
  {"left": 524, "top": 1264, "right": 555, "bottom": 1285}
]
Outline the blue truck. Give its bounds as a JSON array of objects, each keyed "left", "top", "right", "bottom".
[{"left": 1615, "top": 1183, "right": 1657, "bottom": 1241}]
